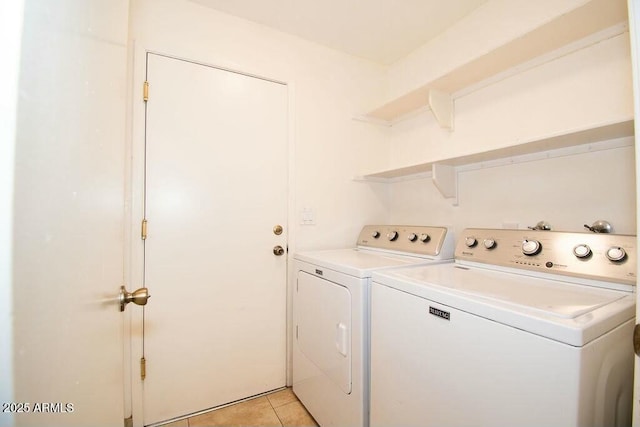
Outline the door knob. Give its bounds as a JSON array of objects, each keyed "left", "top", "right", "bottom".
[
  {"left": 634, "top": 323, "right": 640, "bottom": 356},
  {"left": 119, "top": 285, "right": 150, "bottom": 312},
  {"left": 273, "top": 245, "right": 285, "bottom": 256}
]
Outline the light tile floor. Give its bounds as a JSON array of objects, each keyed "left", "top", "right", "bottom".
[{"left": 162, "top": 388, "right": 318, "bottom": 427}]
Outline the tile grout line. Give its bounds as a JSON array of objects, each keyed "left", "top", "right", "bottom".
[
  {"left": 267, "top": 396, "right": 285, "bottom": 427},
  {"left": 183, "top": 389, "right": 298, "bottom": 427}
]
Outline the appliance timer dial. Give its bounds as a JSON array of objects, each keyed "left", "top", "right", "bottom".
[
  {"left": 522, "top": 239, "right": 542, "bottom": 256},
  {"left": 606, "top": 246, "right": 627, "bottom": 262},
  {"left": 465, "top": 237, "right": 477, "bottom": 248},
  {"left": 573, "top": 244, "right": 591, "bottom": 259},
  {"left": 419, "top": 233, "right": 430, "bottom": 243},
  {"left": 483, "top": 239, "right": 496, "bottom": 250},
  {"left": 408, "top": 233, "right": 418, "bottom": 242},
  {"left": 387, "top": 231, "right": 399, "bottom": 241}
]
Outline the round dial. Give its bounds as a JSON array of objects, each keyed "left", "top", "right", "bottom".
[
  {"left": 573, "top": 244, "right": 591, "bottom": 259},
  {"left": 407, "top": 233, "right": 418, "bottom": 242},
  {"left": 522, "top": 239, "right": 542, "bottom": 256},
  {"left": 465, "top": 237, "right": 477, "bottom": 248},
  {"left": 606, "top": 246, "right": 626, "bottom": 262},
  {"left": 483, "top": 239, "right": 496, "bottom": 250},
  {"left": 419, "top": 233, "right": 430, "bottom": 243},
  {"left": 371, "top": 231, "right": 380, "bottom": 239},
  {"left": 387, "top": 231, "right": 399, "bottom": 241}
]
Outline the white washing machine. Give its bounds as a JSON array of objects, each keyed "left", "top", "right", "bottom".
[
  {"left": 370, "top": 228, "right": 636, "bottom": 427},
  {"left": 293, "top": 225, "right": 455, "bottom": 427}
]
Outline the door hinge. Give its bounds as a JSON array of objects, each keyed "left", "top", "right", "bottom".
[
  {"left": 143, "top": 81, "right": 149, "bottom": 102},
  {"left": 141, "top": 218, "right": 148, "bottom": 240},
  {"left": 140, "top": 357, "right": 146, "bottom": 380},
  {"left": 124, "top": 416, "right": 133, "bottom": 427}
]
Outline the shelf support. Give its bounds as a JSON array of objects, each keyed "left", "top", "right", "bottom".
[
  {"left": 432, "top": 163, "right": 458, "bottom": 205},
  {"left": 428, "top": 90, "right": 454, "bottom": 130}
]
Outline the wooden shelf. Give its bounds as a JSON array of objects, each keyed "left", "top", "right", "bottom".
[
  {"left": 359, "top": 0, "right": 628, "bottom": 127},
  {"left": 356, "top": 119, "right": 635, "bottom": 203}
]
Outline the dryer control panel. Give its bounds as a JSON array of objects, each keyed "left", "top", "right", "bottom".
[
  {"left": 357, "top": 225, "right": 454, "bottom": 258},
  {"left": 456, "top": 228, "right": 637, "bottom": 286}
]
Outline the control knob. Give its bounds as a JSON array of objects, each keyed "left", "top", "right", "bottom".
[
  {"left": 407, "top": 233, "right": 418, "bottom": 242},
  {"left": 387, "top": 231, "right": 399, "bottom": 241},
  {"left": 522, "top": 239, "right": 542, "bottom": 256},
  {"left": 371, "top": 231, "right": 380, "bottom": 239},
  {"left": 465, "top": 237, "right": 477, "bottom": 248},
  {"left": 606, "top": 246, "right": 627, "bottom": 262},
  {"left": 483, "top": 239, "right": 496, "bottom": 250},
  {"left": 419, "top": 233, "right": 430, "bottom": 243},
  {"left": 572, "top": 244, "right": 591, "bottom": 259}
]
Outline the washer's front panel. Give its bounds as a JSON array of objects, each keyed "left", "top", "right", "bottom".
[{"left": 369, "top": 283, "right": 635, "bottom": 427}]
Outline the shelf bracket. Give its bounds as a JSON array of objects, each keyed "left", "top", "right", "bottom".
[
  {"left": 432, "top": 163, "right": 458, "bottom": 205},
  {"left": 428, "top": 90, "right": 454, "bottom": 130}
]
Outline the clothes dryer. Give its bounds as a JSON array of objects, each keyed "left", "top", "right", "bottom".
[{"left": 293, "top": 225, "right": 454, "bottom": 427}]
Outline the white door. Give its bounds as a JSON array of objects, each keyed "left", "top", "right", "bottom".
[
  {"left": 9, "top": 1, "right": 128, "bottom": 426},
  {"left": 629, "top": 1, "right": 640, "bottom": 426},
  {"left": 142, "top": 53, "right": 288, "bottom": 424}
]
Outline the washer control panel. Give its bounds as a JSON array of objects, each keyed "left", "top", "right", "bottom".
[
  {"left": 357, "top": 225, "right": 453, "bottom": 258},
  {"left": 456, "top": 228, "right": 637, "bottom": 285}
]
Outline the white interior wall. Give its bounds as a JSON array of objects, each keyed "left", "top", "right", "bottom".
[
  {"left": 384, "top": 12, "right": 635, "bottom": 236},
  {"left": 389, "top": 142, "right": 636, "bottom": 236},
  {"left": 128, "top": 0, "right": 636, "bottom": 248},
  {"left": 129, "top": 0, "right": 391, "bottom": 252},
  {"left": 374, "top": 32, "right": 633, "bottom": 174},
  {"left": 364, "top": 29, "right": 636, "bottom": 243},
  {"left": 387, "top": 0, "right": 592, "bottom": 101}
]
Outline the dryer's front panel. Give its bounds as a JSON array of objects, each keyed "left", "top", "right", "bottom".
[
  {"left": 295, "top": 271, "right": 352, "bottom": 394},
  {"left": 293, "top": 261, "right": 366, "bottom": 427}
]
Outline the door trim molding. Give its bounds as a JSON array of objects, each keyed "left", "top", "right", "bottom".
[{"left": 147, "top": 51, "right": 287, "bottom": 86}]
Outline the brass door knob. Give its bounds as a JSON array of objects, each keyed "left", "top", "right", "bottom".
[
  {"left": 119, "top": 286, "right": 150, "bottom": 312},
  {"left": 273, "top": 245, "right": 285, "bottom": 256}
]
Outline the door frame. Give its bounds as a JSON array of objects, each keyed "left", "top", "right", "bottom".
[
  {"left": 126, "top": 45, "right": 296, "bottom": 427},
  {"left": 0, "top": 0, "right": 24, "bottom": 416},
  {"left": 629, "top": 1, "right": 640, "bottom": 426}
]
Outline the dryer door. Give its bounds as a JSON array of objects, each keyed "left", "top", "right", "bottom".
[{"left": 296, "top": 271, "right": 352, "bottom": 393}]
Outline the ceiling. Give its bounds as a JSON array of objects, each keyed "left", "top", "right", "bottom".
[{"left": 189, "top": 0, "right": 488, "bottom": 65}]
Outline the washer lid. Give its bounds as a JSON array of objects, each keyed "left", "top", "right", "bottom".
[
  {"left": 295, "top": 248, "right": 440, "bottom": 278},
  {"left": 444, "top": 265, "right": 624, "bottom": 318},
  {"left": 373, "top": 263, "right": 634, "bottom": 346}
]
